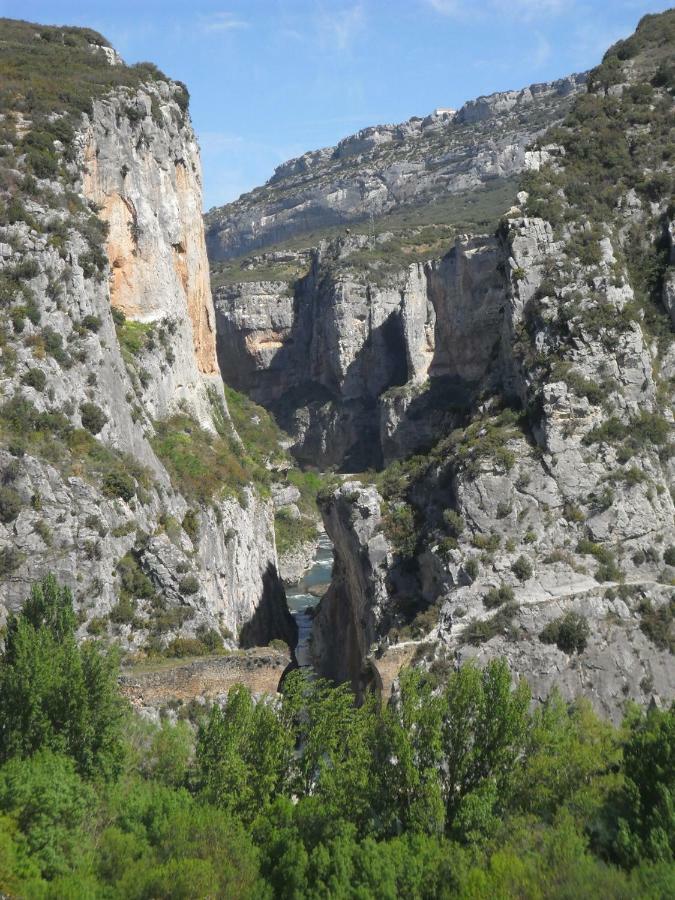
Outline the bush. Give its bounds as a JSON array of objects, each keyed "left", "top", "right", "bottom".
[
  {"left": 483, "top": 584, "right": 515, "bottom": 609},
  {"left": 0, "top": 545, "right": 24, "bottom": 574},
  {"left": 102, "top": 470, "right": 136, "bottom": 502},
  {"left": 382, "top": 503, "right": 418, "bottom": 559},
  {"left": 167, "top": 637, "right": 210, "bottom": 658},
  {"left": 178, "top": 574, "right": 199, "bottom": 596},
  {"left": 443, "top": 509, "right": 464, "bottom": 538},
  {"left": 196, "top": 625, "right": 223, "bottom": 652},
  {"left": 80, "top": 402, "right": 107, "bottom": 435},
  {"left": 637, "top": 597, "right": 674, "bottom": 652},
  {"left": 540, "top": 611, "right": 590, "bottom": 654},
  {"left": 109, "top": 595, "right": 137, "bottom": 626},
  {"left": 464, "top": 556, "right": 479, "bottom": 581},
  {"left": 463, "top": 603, "right": 519, "bottom": 645},
  {"left": 0, "top": 486, "right": 22, "bottom": 523},
  {"left": 20, "top": 368, "right": 46, "bottom": 392},
  {"left": 512, "top": 555, "right": 533, "bottom": 581},
  {"left": 663, "top": 546, "right": 675, "bottom": 567},
  {"left": 81, "top": 315, "right": 101, "bottom": 332},
  {"left": 117, "top": 552, "right": 155, "bottom": 602}
]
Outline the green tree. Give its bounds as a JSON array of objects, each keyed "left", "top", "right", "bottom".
[
  {"left": 196, "top": 684, "right": 293, "bottom": 822},
  {"left": 440, "top": 658, "right": 530, "bottom": 834},
  {"left": 0, "top": 750, "right": 94, "bottom": 880},
  {"left": 0, "top": 575, "right": 125, "bottom": 778},
  {"left": 613, "top": 704, "right": 675, "bottom": 867}
]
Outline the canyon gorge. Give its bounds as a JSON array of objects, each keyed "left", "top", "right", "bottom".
[{"left": 0, "top": 13, "right": 673, "bottom": 724}]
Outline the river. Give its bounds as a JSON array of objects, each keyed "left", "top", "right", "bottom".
[{"left": 285, "top": 533, "right": 334, "bottom": 667}]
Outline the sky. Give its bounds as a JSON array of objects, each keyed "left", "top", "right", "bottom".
[{"left": 1, "top": 1, "right": 672, "bottom": 209}]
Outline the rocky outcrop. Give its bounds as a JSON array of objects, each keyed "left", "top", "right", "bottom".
[
  {"left": 81, "top": 82, "right": 220, "bottom": 428},
  {"left": 205, "top": 75, "right": 586, "bottom": 260},
  {"left": 309, "top": 202, "right": 674, "bottom": 718},
  {"left": 312, "top": 482, "right": 394, "bottom": 695}
]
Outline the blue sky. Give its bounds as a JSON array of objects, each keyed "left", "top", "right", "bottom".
[{"left": 1, "top": 1, "right": 672, "bottom": 208}]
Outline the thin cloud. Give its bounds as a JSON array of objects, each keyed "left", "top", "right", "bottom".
[
  {"left": 316, "top": 3, "right": 365, "bottom": 52},
  {"left": 533, "top": 32, "right": 552, "bottom": 67},
  {"left": 199, "top": 12, "right": 248, "bottom": 33},
  {"left": 424, "top": 0, "right": 567, "bottom": 22}
]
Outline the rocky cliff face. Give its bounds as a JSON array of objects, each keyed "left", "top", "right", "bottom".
[
  {"left": 81, "top": 83, "right": 220, "bottom": 426},
  {"left": 205, "top": 74, "right": 586, "bottom": 261},
  {"left": 214, "top": 230, "right": 508, "bottom": 470},
  {"left": 0, "top": 23, "right": 294, "bottom": 654},
  {"left": 313, "top": 204, "right": 674, "bottom": 719}
]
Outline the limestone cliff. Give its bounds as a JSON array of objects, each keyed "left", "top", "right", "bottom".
[
  {"left": 214, "top": 232, "right": 506, "bottom": 470},
  {"left": 0, "top": 21, "right": 294, "bottom": 655},
  {"left": 81, "top": 82, "right": 220, "bottom": 427}
]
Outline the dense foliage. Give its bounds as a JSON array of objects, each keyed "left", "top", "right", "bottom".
[{"left": 0, "top": 577, "right": 673, "bottom": 897}]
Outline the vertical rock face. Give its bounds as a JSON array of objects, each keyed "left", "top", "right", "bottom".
[
  {"left": 0, "top": 33, "right": 294, "bottom": 654},
  {"left": 214, "top": 233, "right": 508, "bottom": 469},
  {"left": 311, "top": 483, "right": 394, "bottom": 696},
  {"left": 81, "top": 83, "right": 220, "bottom": 427}
]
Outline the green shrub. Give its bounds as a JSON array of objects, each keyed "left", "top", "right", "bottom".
[
  {"left": 81, "top": 315, "right": 101, "bottom": 332},
  {"left": 274, "top": 511, "right": 317, "bottom": 557},
  {"left": 463, "top": 603, "right": 519, "bottom": 645},
  {"left": 663, "top": 546, "right": 675, "bottom": 567},
  {"left": 382, "top": 503, "right": 418, "bottom": 559},
  {"left": 196, "top": 625, "right": 224, "bottom": 652},
  {"left": 464, "top": 556, "right": 479, "bottom": 580},
  {"left": 443, "top": 509, "right": 464, "bottom": 538},
  {"left": 166, "top": 637, "right": 210, "bottom": 658},
  {"left": 637, "top": 597, "right": 674, "bottom": 652},
  {"left": 108, "top": 595, "right": 137, "bottom": 626},
  {"left": 20, "top": 368, "right": 46, "bottom": 392},
  {"left": 483, "top": 584, "right": 515, "bottom": 609},
  {"left": 511, "top": 555, "right": 533, "bottom": 581},
  {"left": 540, "top": 611, "right": 590, "bottom": 654},
  {"left": 86, "top": 617, "right": 107, "bottom": 636},
  {"left": 102, "top": 470, "right": 136, "bottom": 502},
  {"left": 0, "top": 545, "right": 24, "bottom": 574},
  {"left": 151, "top": 414, "right": 253, "bottom": 504},
  {"left": 178, "top": 574, "right": 199, "bottom": 596},
  {"left": 472, "top": 532, "right": 501, "bottom": 551},
  {"left": 80, "top": 402, "right": 107, "bottom": 435},
  {"left": 0, "top": 486, "right": 22, "bottom": 523},
  {"left": 117, "top": 552, "right": 155, "bottom": 602}
]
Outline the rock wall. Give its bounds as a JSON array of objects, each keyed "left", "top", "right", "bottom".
[
  {"left": 310, "top": 205, "right": 674, "bottom": 720},
  {"left": 81, "top": 83, "right": 220, "bottom": 427},
  {"left": 214, "top": 233, "right": 508, "bottom": 470},
  {"left": 0, "top": 74, "right": 294, "bottom": 653}
]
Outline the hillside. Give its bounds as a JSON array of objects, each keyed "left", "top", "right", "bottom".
[{"left": 205, "top": 73, "right": 586, "bottom": 261}]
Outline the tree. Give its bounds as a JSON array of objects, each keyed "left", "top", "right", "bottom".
[
  {"left": 196, "top": 685, "right": 292, "bottom": 823},
  {"left": 0, "top": 575, "right": 125, "bottom": 778},
  {"left": 613, "top": 704, "right": 674, "bottom": 867},
  {"left": 440, "top": 658, "right": 530, "bottom": 833}
]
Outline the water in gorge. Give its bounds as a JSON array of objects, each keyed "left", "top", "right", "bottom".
[{"left": 285, "top": 533, "right": 334, "bottom": 667}]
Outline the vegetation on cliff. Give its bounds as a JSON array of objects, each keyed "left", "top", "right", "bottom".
[{"left": 0, "top": 577, "right": 673, "bottom": 897}]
